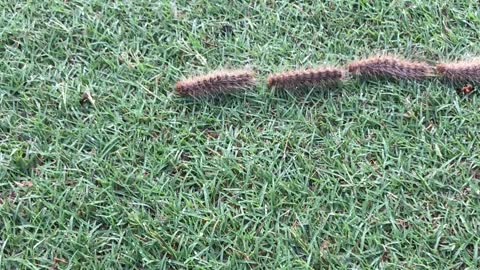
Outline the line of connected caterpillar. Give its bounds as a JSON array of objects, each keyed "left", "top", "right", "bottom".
[{"left": 175, "top": 56, "right": 480, "bottom": 97}]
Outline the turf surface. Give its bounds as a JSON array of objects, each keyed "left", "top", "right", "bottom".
[{"left": 1, "top": 1, "right": 480, "bottom": 269}]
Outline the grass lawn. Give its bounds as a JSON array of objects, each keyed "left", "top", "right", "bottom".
[{"left": 1, "top": 1, "right": 480, "bottom": 269}]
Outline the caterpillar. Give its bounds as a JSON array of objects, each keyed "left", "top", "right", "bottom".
[
  {"left": 267, "top": 67, "right": 345, "bottom": 89},
  {"left": 347, "top": 56, "right": 433, "bottom": 80},
  {"left": 175, "top": 69, "right": 256, "bottom": 97},
  {"left": 436, "top": 61, "right": 480, "bottom": 81}
]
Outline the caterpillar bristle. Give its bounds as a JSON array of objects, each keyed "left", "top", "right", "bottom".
[
  {"left": 436, "top": 61, "right": 480, "bottom": 81},
  {"left": 347, "top": 56, "right": 433, "bottom": 80},
  {"left": 175, "top": 69, "right": 256, "bottom": 97},
  {"left": 267, "top": 67, "right": 345, "bottom": 89}
]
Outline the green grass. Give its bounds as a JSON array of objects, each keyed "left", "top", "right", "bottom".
[{"left": 1, "top": 0, "right": 480, "bottom": 269}]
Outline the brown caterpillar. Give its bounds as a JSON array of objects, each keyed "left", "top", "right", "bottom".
[
  {"left": 267, "top": 67, "right": 345, "bottom": 89},
  {"left": 347, "top": 56, "right": 433, "bottom": 80},
  {"left": 436, "top": 61, "right": 480, "bottom": 81},
  {"left": 176, "top": 69, "right": 256, "bottom": 96}
]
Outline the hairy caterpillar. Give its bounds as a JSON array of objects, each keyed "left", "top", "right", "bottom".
[
  {"left": 267, "top": 67, "right": 345, "bottom": 89},
  {"left": 347, "top": 56, "right": 433, "bottom": 79},
  {"left": 436, "top": 61, "right": 480, "bottom": 81},
  {"left": 176, "top": 69, "right": 256, "bottom": 96}
]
